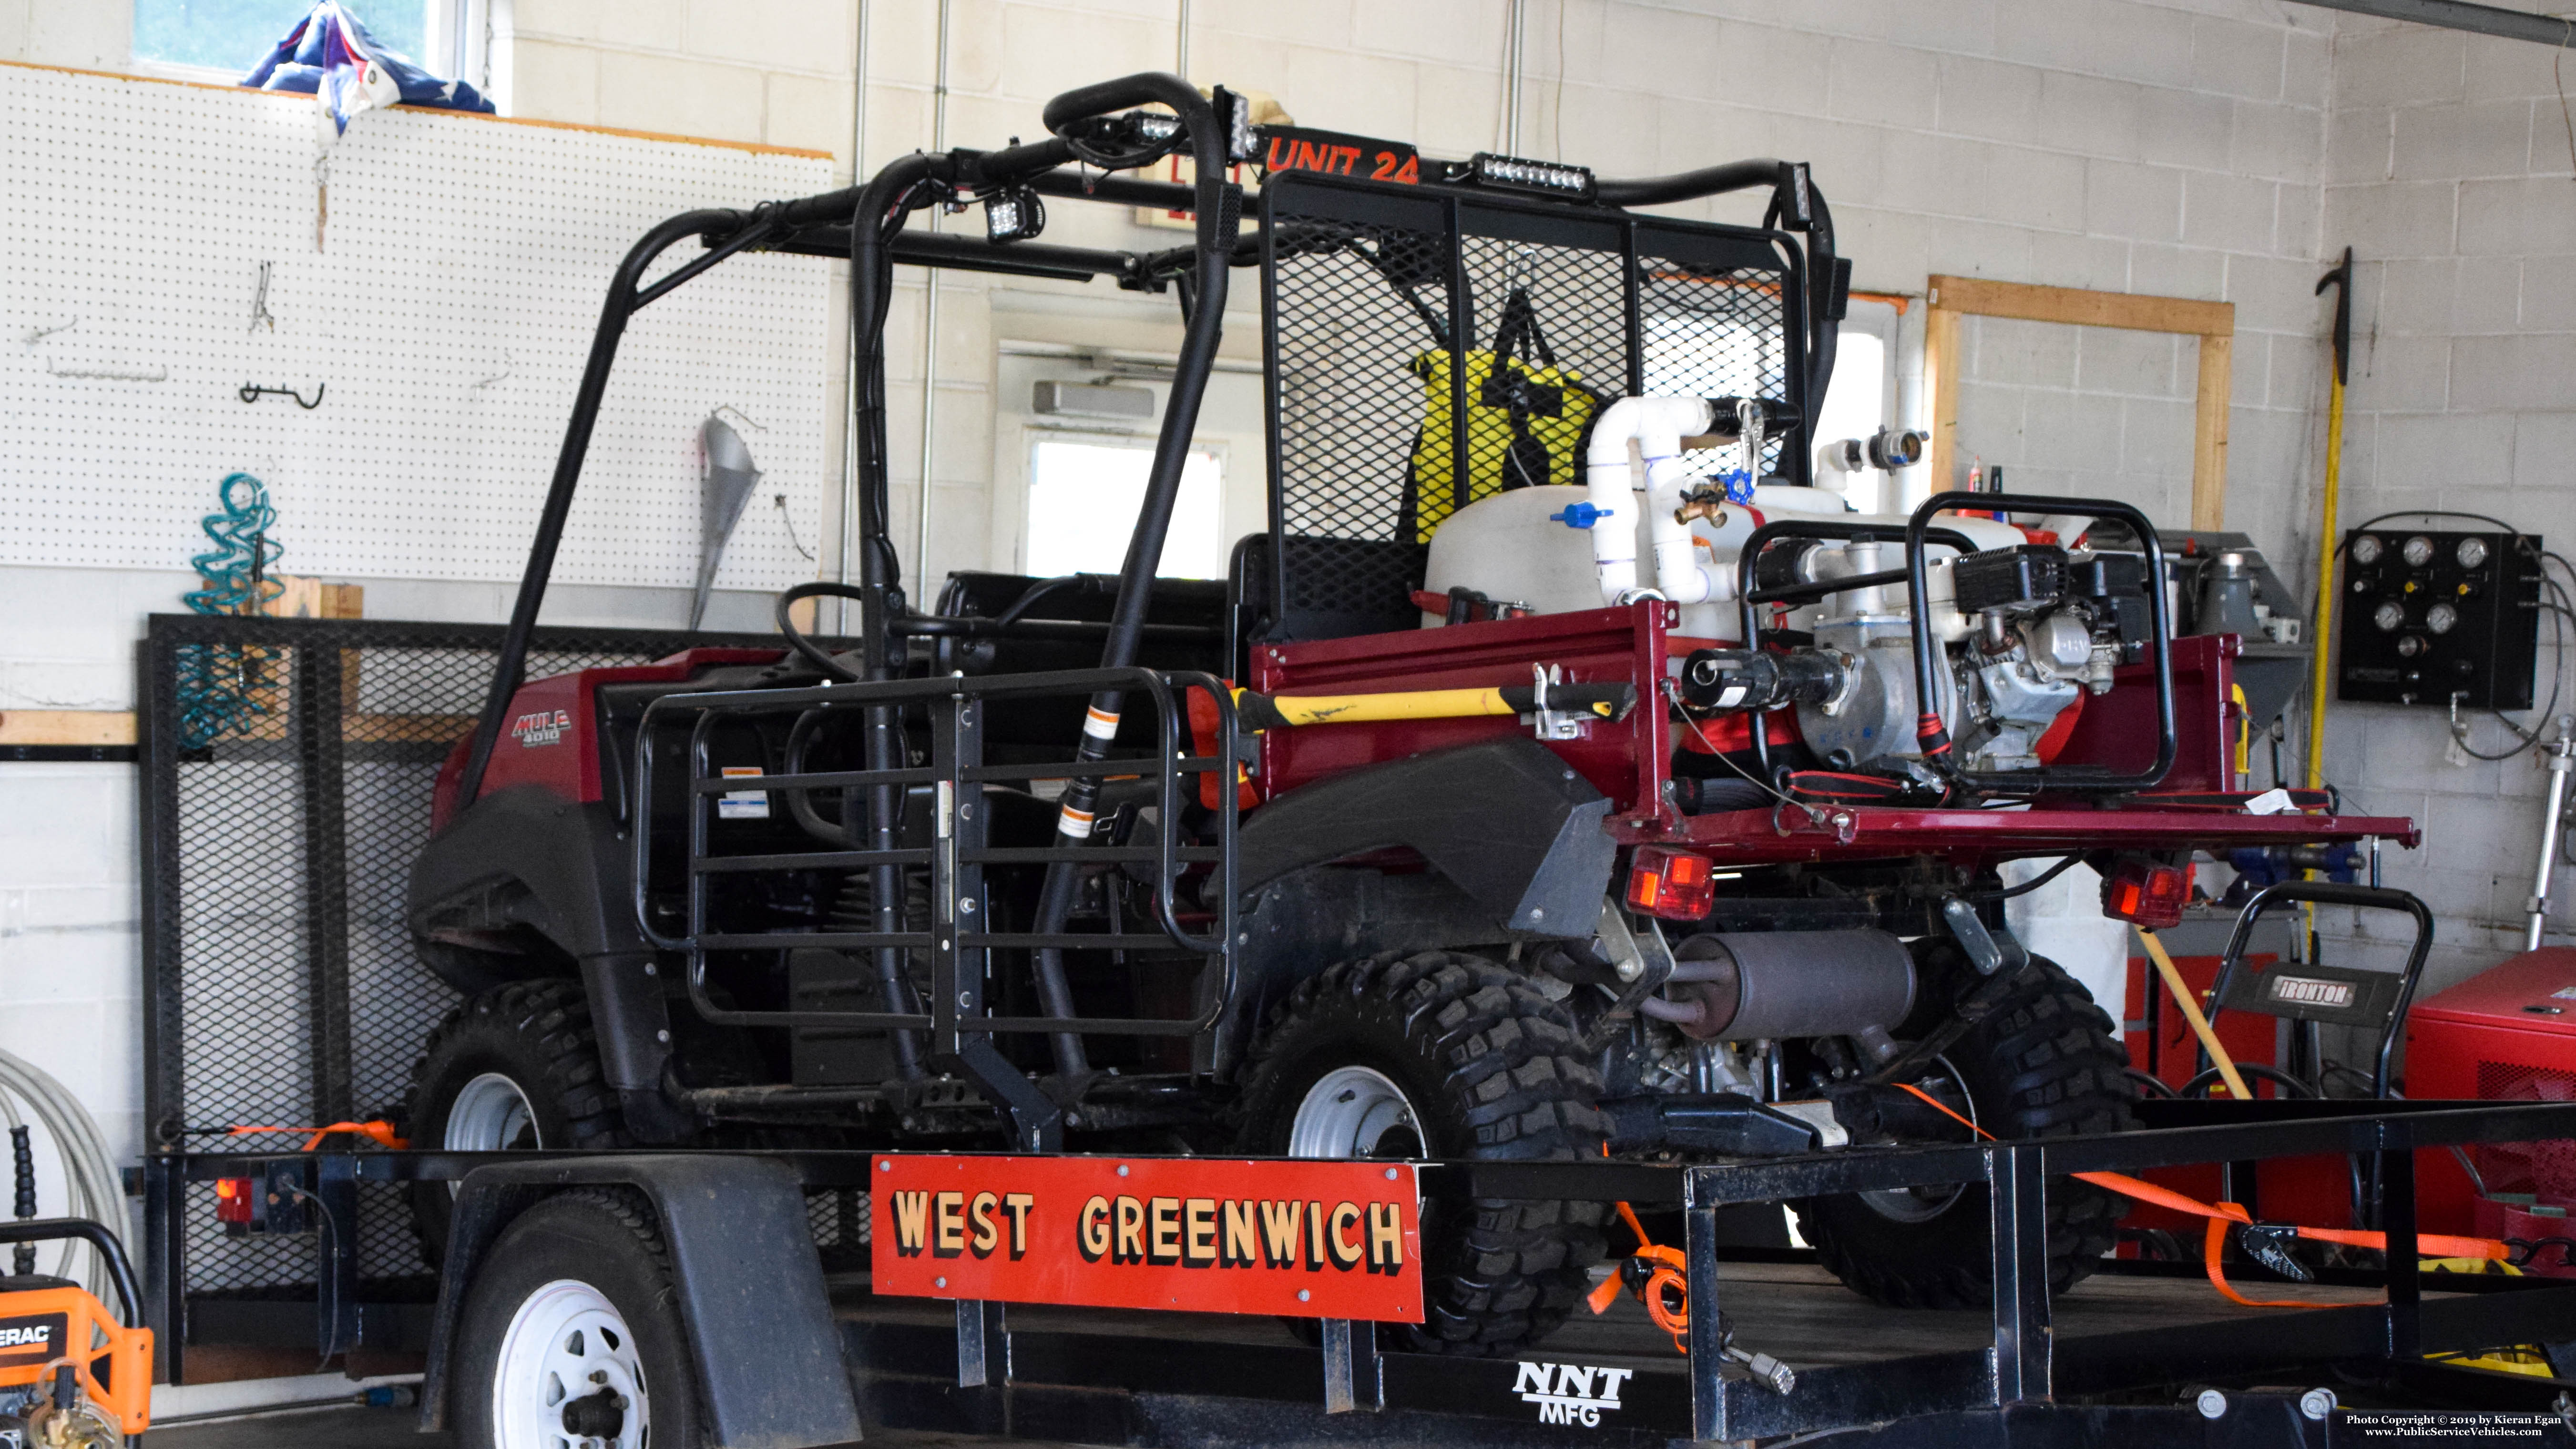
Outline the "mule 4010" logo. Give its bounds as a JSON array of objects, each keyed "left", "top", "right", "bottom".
[
  {"left": 510, "top": 708, "right": 572, "bottom": 747},
  {"left": 1514, "top": 1361, "right": 1633, "bottom": 1426}
]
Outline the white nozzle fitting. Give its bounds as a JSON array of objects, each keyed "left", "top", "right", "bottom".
[{"left": 1581, "top": 396, "right": 1713, "bottom": 605}]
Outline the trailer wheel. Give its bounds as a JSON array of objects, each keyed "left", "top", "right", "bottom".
[
  {"left": 406, "top": 980, "right": 628, "bottom": 1265},
  {"left": 452, "top": 1188, "right": 701, "bottom": 1449},
  {"left": 1794, "top": 949, "right": 2134, "bottom": 1309},
  {"left": 1236, "top": 950, "right": 1611, "bottom": 1356}
]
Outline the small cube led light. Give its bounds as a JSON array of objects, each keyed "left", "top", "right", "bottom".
[{"left": 984, "top": 188, "right": 1045, "bottom": 244}]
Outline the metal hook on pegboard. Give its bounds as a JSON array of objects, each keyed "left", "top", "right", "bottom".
[
  {"left": 712, "top": 403, "right": 767, "bottom": 432},
  {"left": 240, "top": 381, "right": 325, "bottom": 408},
  {"left": 472, "top": 350, "right": 514, "bottom": 389},
  {"left": 21, "top": 316, "right": 79, "bottom": 345},
  {"left": 250, "top": 263, "right": 276, "bottom": 334}
]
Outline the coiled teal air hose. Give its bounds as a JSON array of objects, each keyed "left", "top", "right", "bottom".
[{"left": 176, "top": 473, "right": 285, "bottom": 749}]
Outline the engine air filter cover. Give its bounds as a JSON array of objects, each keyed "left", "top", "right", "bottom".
[{"left": 1952, "top": 544, "right": 2068, "bottom": 614}]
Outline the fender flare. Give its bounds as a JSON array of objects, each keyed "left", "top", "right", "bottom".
[
  {"left": 419, "top": 1154, "right": 860, "bottom": 1449},
  {"left": 407, "top": 786, "right": 646, "bottom": 974},
  {"left": 1236, "top": 735, "right": 1617, "bottom": 937}
]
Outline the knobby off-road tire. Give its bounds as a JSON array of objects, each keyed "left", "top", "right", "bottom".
[
  {"left": 1235, "top": 950, "right": 1612, "bottom": 1356},
  {"left": 452, "top": 1187, "right": 703, "bottom": 1449},
  {"left": 405, "top": 979, "right": 629, "bottom": 1266},
  {"left": 1795, "top": 949, "right": 2135, "bottom": 1308}
]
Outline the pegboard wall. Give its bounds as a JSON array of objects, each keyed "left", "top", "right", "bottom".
[{"left": 2, "top": 63, "right": 834, "bottom": 592}]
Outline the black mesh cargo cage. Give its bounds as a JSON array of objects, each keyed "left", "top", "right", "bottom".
[{"left": 1257, "top": 167, "right": 1824, "bottom": 643}]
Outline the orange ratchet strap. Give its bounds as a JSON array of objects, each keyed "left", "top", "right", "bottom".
[
  {"left": 1892, "top": 1083, "right": 2505, "bottom": 1308},
  {"left": 1588, "top": 1200, "right": 1692, "bottom": 1350},
  {"left": 223, "top": 1120, "right": 409, "bottom": 1151}
]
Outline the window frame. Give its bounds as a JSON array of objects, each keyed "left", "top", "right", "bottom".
[
  {"left": 1815, "top": 297, "right": 1907, "bottom": 514},
  {"left": 1019, "top": 432, "right": 1230, "bottom": 583},
  {"left": 129, "top": 0, "right": 507, "bottom": 111}
]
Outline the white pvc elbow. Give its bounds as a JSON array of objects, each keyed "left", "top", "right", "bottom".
[
  {"left": 1647, "top": 461, "right": 1733, "bottom": 605},
  {"left": 1580, "top": 396, "right": 1713, "bottom": 605}
]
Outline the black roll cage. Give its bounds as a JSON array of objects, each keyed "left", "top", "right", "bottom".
[{"left": 453, "top": 71, "right": 1847, "bottom": 814}]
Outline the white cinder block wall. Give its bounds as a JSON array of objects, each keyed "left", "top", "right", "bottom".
[
  {"left": 2310, "top": 14, "right": 2576, "bottom": 995},
  {"left": 2, "top": 0, "right": 2570, "bottom": 1179}
]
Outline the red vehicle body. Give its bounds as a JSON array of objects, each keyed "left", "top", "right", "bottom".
[{"left": 1250, "top": 601, "right": 2414, "bottom": 869}]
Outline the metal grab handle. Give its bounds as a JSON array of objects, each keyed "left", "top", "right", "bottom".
[
  {"left": 2202, "top": 881, "right": 2434, "bottom": 1101},
  {"left": 1732, "top": 518, "right": 1978, "bottom": 785},
  {"left": 1905, "top": 491, "right": 2176, "bottom": 796},
  {"left": 0, "top": 1218, "right": 142, "bottom": 1327},
  {"left": 629, "top": 665, "right": 1238, "bottom": 1038}
]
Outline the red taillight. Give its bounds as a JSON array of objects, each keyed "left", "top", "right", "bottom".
[
  {"left": 214, "top": 1177, "right": 254, "bottom": 1226},
  {"left": 1625, "top": 847, "right": 1717, "bottom": 921},
  {"left": 2101, "top": 856, "right": 2193, "bottom": 929}
]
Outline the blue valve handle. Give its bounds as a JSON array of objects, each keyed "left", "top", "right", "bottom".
[{"left": 1549, "top": 502, "right": 1614, "bottom": 529}]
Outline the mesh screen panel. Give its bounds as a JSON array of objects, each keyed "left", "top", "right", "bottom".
[
  {"left": 143, "top": 615, "right": 782, "bottom": 1297},
  {"left": 1268, "top": 211, "right": 1449, "bottom": 632},
  {"left": 1638, "top": 257, "right": 1794, "bottom": 480},
  {"left": 808, "top": 1187, "right": 871, "bottom": 1272},
  {"left": 2471, "top": 1060, "right": 2576, "bottom": 1201},
  {"left": 1263, "top": 174, "right": 1800, "bottom": 639}
]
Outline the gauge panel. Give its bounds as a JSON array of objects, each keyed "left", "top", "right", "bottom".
[{"left": 2337, "top": 528, "right": 2539, "bottom": 708}]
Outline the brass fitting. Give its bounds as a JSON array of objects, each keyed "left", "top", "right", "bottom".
[{"left": 1674, "top": 487, "right": 1728, "bottom": 526}]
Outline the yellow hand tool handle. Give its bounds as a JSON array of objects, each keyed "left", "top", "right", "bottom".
[
  {"left": 1233, "top": 681, "right": 1636, "bottom": 730},
  {"left": 2140, "top": 929, "right": 2251, "bottom": 1100}
]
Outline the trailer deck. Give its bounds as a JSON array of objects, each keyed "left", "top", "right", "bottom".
[
  {"left": 142, "top": 1095, "right": 2576, "bottom": 1447},
  {"left": 834, "top": 1258, "right": 2494, "bottom": 1448}
]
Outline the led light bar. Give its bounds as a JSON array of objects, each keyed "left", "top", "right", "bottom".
[{"left": 1468, "top": 152, "right": 1595, "bottom": 200}]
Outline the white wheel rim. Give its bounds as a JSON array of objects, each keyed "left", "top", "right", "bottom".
[
  {"left": 446, "top": 1072, "right": 541, "bottom": 1203},
  {"left": 491, "top": 1278, "right": 651, "bottom": 1449},
  {"left": 1288, "top": 1065, "right": 1422, "bottom": 1159},
  {"left": 449, "top": 1072, "right": 542, "bottom": 1152}
]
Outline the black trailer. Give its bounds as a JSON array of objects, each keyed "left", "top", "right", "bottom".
[{"left": 140, "top": 1097, "right": 2576, "bottom": 1446}]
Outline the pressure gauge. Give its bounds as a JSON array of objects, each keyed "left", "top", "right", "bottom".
[
  {"left": 2456, "top": 537, "right": 2490, "bottom": 570},
  {"left": 2426, "top": 602, "right": 2459, "bottom": 635},
  {"left": 2372, "top": 601, "right": 2406, "bottom": 633},
  {"left": 2397, "top": 634, "right": 2425, "bottom": 658},
  {"left": 2351, "top": 534, "right": 2384, "bottom": 566},
  {"left": 2402, "top": 535, "right": 2436, "bottom": 568}
]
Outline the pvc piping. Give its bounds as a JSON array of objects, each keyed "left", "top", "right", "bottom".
[
  {"left": 837, "top": 0, "right": 872, "bottom": 633},
  {"left": 913, "top": 0, "right": 951, "bottom": 596},
  {"left": 1580, "top": 395, "right": 1710, "bottom": 604}
]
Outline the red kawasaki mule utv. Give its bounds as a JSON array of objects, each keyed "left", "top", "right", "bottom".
[{"left": 402, "top": 72, "right": 2412, "bottom": 1357}]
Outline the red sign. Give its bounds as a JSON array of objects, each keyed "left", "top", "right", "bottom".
[
  {"left": 870, "top": 1155, "right": 1423, "bottom": 1322},
  {"left": 1256, "top": 127, "right": 1421, "bottom": 186}
]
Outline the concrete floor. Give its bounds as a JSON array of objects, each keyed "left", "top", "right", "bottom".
[{"left": 153, "top": 1404, "right": 449, "bottom": 1447}]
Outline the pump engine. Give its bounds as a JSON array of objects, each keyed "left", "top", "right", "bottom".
[
  {"left": 1421, "top": 395, "right": 2159, "bottom": 786},
  {"left": 1680, "top": 535, "right": 2149, "bottom": 777}
]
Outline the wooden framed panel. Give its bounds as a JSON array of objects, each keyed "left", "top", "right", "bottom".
[{"left": 1924, "top": 275, "right": 2235, "bottom": 530}]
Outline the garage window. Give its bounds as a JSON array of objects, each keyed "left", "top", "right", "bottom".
[
  {"left": 1024, "top": 439, "right": 1226, "bottom": 581},
  {"left": 133, "top": 0, "right": 493, "bottom": 87}
]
